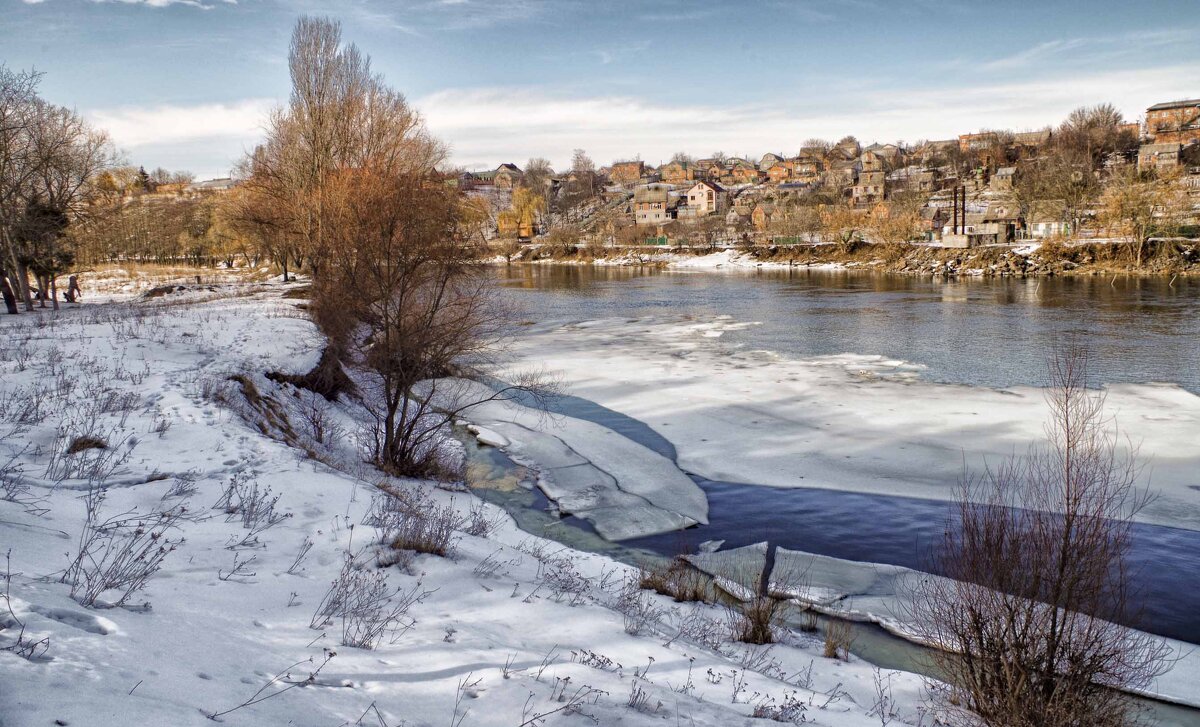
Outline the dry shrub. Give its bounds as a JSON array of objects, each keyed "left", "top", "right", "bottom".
[
  {"left": 638, "top": 557, "right": 711, "bottom": 603},
  {"left": 822, "top": 618, "right": 854, "bottom": 660},
  {"left": 729, "top": 595, "right": 786, "bottom": 645},
  {"left": 66, "top": 435, "right": 107, "bottom": 454},
  {"left": 906, "top": 343, "right": 1169, "bottom": 726},
  {"left": 368, "top": 486, "right": 463, "bottom": 558}
]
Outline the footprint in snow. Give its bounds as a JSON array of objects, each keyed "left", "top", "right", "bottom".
[{"left": 29, "top": 605, "right": 118, "bottom": 635}]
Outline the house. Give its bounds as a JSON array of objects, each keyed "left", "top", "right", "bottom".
[
  {"left": 493, "top": 163, "right": 523, "bottom": 189},
  {"left": 693, "top": 159, "right": 723, "bottom": 181},
  {"left": 789, "top": 156, "right": 823, "bottom": 183},
  {"left": 660, "top": 160, "right": 695, "bottom": 184},
  {"left": 1013, "top": 129, "right": 1052, "bottom": 153},
  {"left": 958, "top": 132, "right": 1001, "bottom": 153},
  {"left": 633, "top": 183, "right": 676, "bottom": 226},
  {"left": 1138, "top": 142, "right": 1184, "bottom": 171},
  {"left": 610, "top": 161, "right": 646, "bottom": 185},
  {"left": 863, "top": 143, "right": 902, "bottom": 164},
  {"left": 685, "top": 180, "right": 726, "bottom": 216},
  {"left": 759, "top": 153, "right": 786, "bottom": 170},
  {"left": 1145, "top": 99, "right": 1200, "bottom": 145},
  {"left": 850, "top": 151, "right": 885, "bottom": 207},
  {"left": 751, "top": 202, "right": 775, "bottom": 231},
  {"left": 728, "top": 161, "right": 762, "bottom": 185},
  {"left": 991, "top": 166, "right": 1018, "bottom": 191},
  {"left": 766, "top": 163, "right": 793, "bottom": 183}
]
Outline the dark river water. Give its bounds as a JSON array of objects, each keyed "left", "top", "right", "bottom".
[{"left": 474, "top": 264, "right": 1200, "bottom": 716}]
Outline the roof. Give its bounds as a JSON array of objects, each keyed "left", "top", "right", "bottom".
[
  {"left": 1148, "top": 99, "right": 1200, "bottom": 111},
  {"left": 495, "top": 163, "right": 523, "bottom": 173},
  {"left": 1014, "top": 129, "right": 1052, "bottom": 145},
  {"left": 690, "top": 180, "right": 725, "bottom": 193}
]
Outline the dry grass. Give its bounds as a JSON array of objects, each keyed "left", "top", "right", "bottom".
[
  {"left": 65, "top": 435, "right": 107, "bottom": 454},
  {"left": 638, "top": 557, "right": 712, "bottom": 603},
  {"left": 823, "top": 617, "right": 854, "bottom": 660},
  {"left": 729, "top": 595, "right": 786, "bottom": 645}
]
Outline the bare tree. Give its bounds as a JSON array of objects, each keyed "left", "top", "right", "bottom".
[
  {"left": 240, "top": 17, "right": 552, "bottom": 475},
  {"left": 1097, "top": 167, "right": 1186, "bottom": 268},
  {"left": 908, "top": 343, "right": 1169, "bottom": 727},
  {"left": 0, "top": 66, "right": 115, "bottom": 312}
]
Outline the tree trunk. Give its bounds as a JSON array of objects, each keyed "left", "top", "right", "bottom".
[
  {"left": 50, "top": 276, "right": 59, "bottom": 311},
  {"left": 0, "top": 273, "right": 18, "bottom": 314},
  {"left": 17, "top": 261, "right": 33, "bottom": 311}
]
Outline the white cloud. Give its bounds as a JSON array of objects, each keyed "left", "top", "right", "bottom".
[
  {"left": 415, "top": 64, "right": 1200, "bottom": 170},
  {"left": 87, "top": 98, "right": 275, "bottom": 149}
]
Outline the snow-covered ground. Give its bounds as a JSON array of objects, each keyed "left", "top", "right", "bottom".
[
  {"left": 496, "top": 315, "right": 1200, "bottom": 533},
  {"left": 0, "top": 280, "right": 938, "bottom": 726}
]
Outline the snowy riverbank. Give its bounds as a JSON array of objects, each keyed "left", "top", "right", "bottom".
[{"left": 1, "top": 281, "right": 941, "bottom": 726}]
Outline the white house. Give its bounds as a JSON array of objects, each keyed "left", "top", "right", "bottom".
[{"left": 685, "top": 180, "right": 726, "bottom": 217}]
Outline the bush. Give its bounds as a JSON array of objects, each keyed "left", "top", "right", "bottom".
[
  {"left": 638, "top": 557, "right": 711, "bottom": 603},
  {"left": 729, "top": 595, "right": 784, "bottom": 645},
  {"left": 367, "top": 486, "right": 463, "bottom": 558},
  {"left": 822, "top": 617, "right": 853, "bottom": 660},
  {"left": 66, "top": 435, "right": 107, "bottom": 454},
  {"left": 310, "top": 554, "right": 431, "bottom": 649},
  {"left": 64, "top": 486, "right": 184, "bottom": 608}
]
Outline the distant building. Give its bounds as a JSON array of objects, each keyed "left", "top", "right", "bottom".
[
  {"left": 1138, "top": 142, "right": 1184, "bottom": 171},
  {"left": 758, "top": 153, "right": 785, "bottom": 170},
  {"left": 685, "top": 180, "right": 726, "bottom": 216},
  {"left": 1145, "top": 99, "right": 1200, "bottom": 145},
  {"left": 633, "top": 183, "right": 675, "bottom": 226},
  {"left": 991, "top": 166, "right": 1018, "bottom": 191},
  {"left": 660, "top": 160, "right": 695, "bottom": 184},
  {"left": 751, "top": 202, "right": 775, "bottom": 231},
  {"left": 184, "top": 177, "right": 237, "bottom": 194},
  {"left": 610, "top": 161, "right": 646, "bottom": 185},
  {"left": 851, "top": 151, "right": 885, "bottom": 207},
  {"left": 493, "top": 163, "right": 523, "bottom": 190}
]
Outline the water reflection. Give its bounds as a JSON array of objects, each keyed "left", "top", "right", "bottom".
[{"left": 494, "top": 264, "right": 1200, "bottom": 393}]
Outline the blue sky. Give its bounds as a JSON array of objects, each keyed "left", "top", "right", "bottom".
[{"left": 3, "top": 0, "right": 1199, "bottom": 178}]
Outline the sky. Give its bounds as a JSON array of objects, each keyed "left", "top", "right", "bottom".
[{"left": 2, "top": 0, "right": 1199, "bottom": 179}]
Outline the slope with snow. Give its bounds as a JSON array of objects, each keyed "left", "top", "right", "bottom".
[{"left": 0, "top": 281, "right": 933, "bottom": 727}]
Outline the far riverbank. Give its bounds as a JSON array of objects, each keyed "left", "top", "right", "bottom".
[{"left": 497, "top": 237, "right": 1200, "bottom": 277}]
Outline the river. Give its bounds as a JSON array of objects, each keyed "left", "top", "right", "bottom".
[
  {"left": 464, "top": 263, "right": 1200, "bottom": 721},
  {"left": 494, "top": 264, "right": 1200, "bottom": 393}
]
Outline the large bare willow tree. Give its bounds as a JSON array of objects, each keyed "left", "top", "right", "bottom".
[
  {"left": 909, "top": 343, "right": 1169, "bottom": 726},
  {"left": 238, "top": 17, "right": 549, "bottom": 477}
]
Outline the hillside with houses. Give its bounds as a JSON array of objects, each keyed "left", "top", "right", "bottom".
[{"left": 447, "top": 99, "right": 1200, "bottom": 271}]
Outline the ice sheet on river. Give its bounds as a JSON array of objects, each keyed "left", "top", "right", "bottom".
[
  {"left": 455, "top": 380, "right": 708, "bottom": 540},
  {"left": 499, "top": 315, "right": 1200, "bottom": 532}
]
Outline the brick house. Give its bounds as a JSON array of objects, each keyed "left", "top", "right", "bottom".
[
  {"left": 610, "top": 161, "right": 646, "bottom": 185},
  {"left": 660, "top": 160, "right": 695, "bottom": 184},
  {"left": 789, "top": 156, "right": 823, "bottom": 183},
  {"left": 751, "top": 202, "right": 775, "bottom": 231},
  {"left": 728, "top": 161, "right": 762, "bottom": 185},
  {"left": 766, "top": 163, "right": 792, "bottom": 183},
  {"left": 1145, "top": 99, "right": 1200, "bottom": 145}
]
